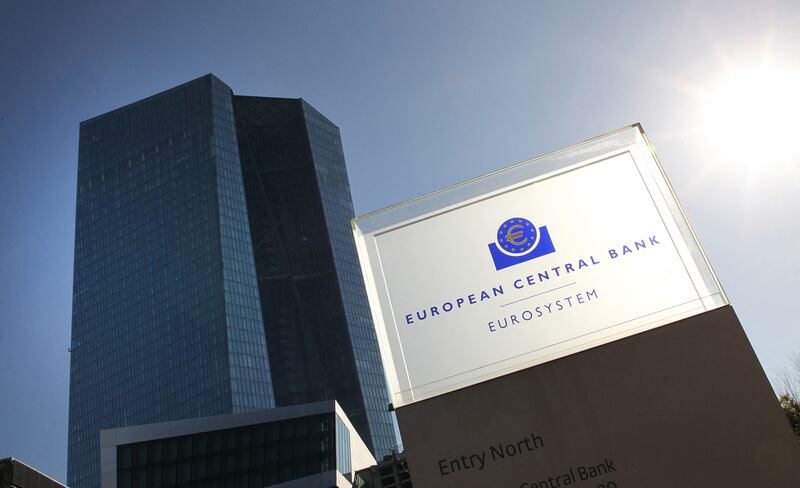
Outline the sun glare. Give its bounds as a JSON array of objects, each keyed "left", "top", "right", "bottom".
[{"left": 703, "top": 65, "right": 800, "bottom": 166}]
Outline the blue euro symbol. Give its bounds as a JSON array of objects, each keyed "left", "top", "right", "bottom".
[{"left": 489, "top": 216, "right": 555, "bottom": 270}]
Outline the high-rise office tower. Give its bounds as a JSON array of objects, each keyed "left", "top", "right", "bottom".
[
  {"left": 234, "top": 96, "right": 396, "bottom": 455},
  {"left": 68, "top": 75, "right": 395, "bottom": 488}
]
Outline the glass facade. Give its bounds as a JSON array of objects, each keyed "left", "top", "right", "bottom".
[
  {"left": 234, "top": 96, "right": 395, "bottom": 457},
  {"left": 335, "top": 415, "right": 352, "bottom": 480},
  {"left": 115, "top": 413, "right": 337, "bottom": 488},
  {"left": 68, "top": 75, "right": 274, "bottom": 488},
  {"left": 69, "top": 76, "right": 396, "bottom": 488},
  {"left": 302, "top": 102, "right": 397, "bottom": 455}
]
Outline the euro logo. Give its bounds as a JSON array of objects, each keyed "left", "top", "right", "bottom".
[{"left": 488, "top": 217, "right": 555, "bottom": 270}]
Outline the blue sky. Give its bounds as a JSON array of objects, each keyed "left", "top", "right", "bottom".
[{"left": 1, "top": 0, "right": 798, "bottom": 482}]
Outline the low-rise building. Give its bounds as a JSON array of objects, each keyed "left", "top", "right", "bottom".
[
  {"left": 99, "top": 401, "right": 375, "bottom": 488},
  {"left": 0, "top": 458, "right": 67, "bottom": 488},
  {"left": 354, "top": 451, "right": 411, "bottom": 488}
]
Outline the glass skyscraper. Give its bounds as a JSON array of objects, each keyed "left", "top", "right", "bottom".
[{"left": 68, "top": 75, "right": 395, "bottom": 488}]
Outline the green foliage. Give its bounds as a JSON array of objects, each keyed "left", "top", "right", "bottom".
[
  {"left": 779, "top": 394, "right": 800, "bottom": 442},
  {"left": 779, "top": 353, "right": 800, "bottom": 442}
]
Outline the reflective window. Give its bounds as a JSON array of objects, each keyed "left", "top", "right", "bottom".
[
  {"left": 68, "top": 75, "right": 274, "bottom": 488},
  {"left": 116, "top": 413, "right": 336, "bottom": 488}
]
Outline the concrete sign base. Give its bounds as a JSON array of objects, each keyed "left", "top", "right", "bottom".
[{"left": 396, "top": 306, "right": 799, "bottom": 487}]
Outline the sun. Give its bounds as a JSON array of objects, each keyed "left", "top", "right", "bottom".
[{"left": 702, "top": 63, "right": 800, "bottom": 167}]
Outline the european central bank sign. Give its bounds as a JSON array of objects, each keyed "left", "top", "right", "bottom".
[{"left": 354, "top": 125, "right": 726, "bottom": 407}]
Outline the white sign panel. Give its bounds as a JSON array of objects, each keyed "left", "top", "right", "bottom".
[{"left": 354, "top": 125, "right": 727, "bottom": 407}]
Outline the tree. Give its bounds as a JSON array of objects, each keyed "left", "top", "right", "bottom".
[
  {"left": 779, "top": 353, "right": 800, "bottom": 442},
  {"left": 779, "top": 394, "right": 800, "bottom": 441}
]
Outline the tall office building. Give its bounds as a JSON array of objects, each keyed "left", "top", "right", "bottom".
[
  {"left": 234, "top": 96, "right": 396, "bottom": 455},
  {"left": 68, "top": 75, "right": 395, "bottom": 488}
]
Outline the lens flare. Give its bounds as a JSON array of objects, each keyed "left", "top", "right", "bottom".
[{"left": 703, "top": 65, "right": 800, "bottom": 166}]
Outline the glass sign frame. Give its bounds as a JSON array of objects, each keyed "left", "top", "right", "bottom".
[{"left": 353, "top": 125, "right": 727, "bottom": 407}]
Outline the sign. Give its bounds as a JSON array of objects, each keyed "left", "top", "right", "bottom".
[
  {"left": 353, "top": 125, "right": 726, "bottom": 407},
  {"left": 395, "top": 307, "right": 800, "bottom": 487}
]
